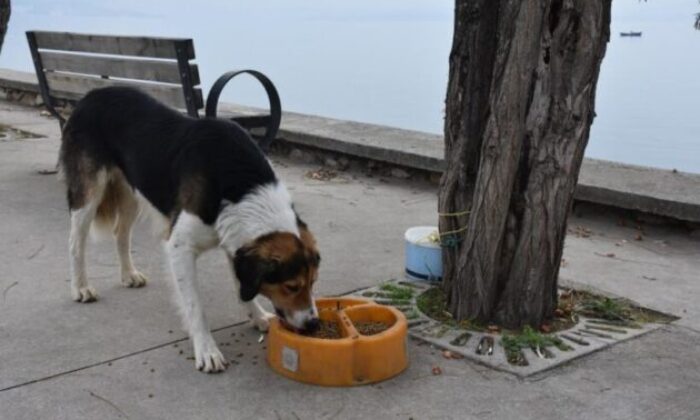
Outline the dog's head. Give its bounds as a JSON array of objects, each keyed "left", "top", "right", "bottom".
[{"left": 232, "top": 220, "right": 320, "bottom": 332}]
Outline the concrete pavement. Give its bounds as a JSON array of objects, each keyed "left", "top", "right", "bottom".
[{"left": 0, "top": 100, "right": 699, "bottom": 420}]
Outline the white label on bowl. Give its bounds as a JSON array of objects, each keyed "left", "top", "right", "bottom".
[{"left": 282, "top": 346, "right": 299, "bottom": 372}]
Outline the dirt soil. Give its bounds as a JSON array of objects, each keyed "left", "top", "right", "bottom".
[
  {"left": 355, "top": 321, "right": 392, "bottom": 336},
  {"left": 307, "top": 320, "right": 342, "bottom": 339}
]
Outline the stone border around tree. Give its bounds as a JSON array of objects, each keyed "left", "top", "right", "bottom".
[{"left": 349, "top": 279, "right": 669, "bottom": 378}]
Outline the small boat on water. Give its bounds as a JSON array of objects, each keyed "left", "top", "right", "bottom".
[{"left": 620, "top": 31, "right": 642, "bottom": 37}]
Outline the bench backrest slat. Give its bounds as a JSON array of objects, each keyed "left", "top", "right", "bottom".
[
  {"left": 39, "top": 51, "right": 201, "bottom": 86},
  {"left": 45, "top": 72, "right": 202, "bottom": 111},
  {"left": 27, "top": 30, "right": 202, "bottom": 120},
  {"left": 32, "top": 31, "right": 194, "bottom": 59}
]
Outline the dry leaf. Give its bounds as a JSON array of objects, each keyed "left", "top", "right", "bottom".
[
  {"left": 487, "top": 325, "right": 501, "bottom": 333},
  {"left": 431, "top": 366, "right": 443, "bottom": 375},
  {"left": 306, "top": 168, "right": 337, "bottom": 181}
]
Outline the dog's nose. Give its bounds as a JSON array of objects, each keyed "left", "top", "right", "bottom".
[{"left": 302, "top": 317, "right": 320, "bottom": 334}]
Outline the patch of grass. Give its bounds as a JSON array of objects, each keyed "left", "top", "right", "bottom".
[
  {"left": 571, "top": 290, "right": 677, "bottom": 324},
  {"left": 416, "top": 287, "right": 451, "bottom": 324},
  {"left": 402, "top": 309, "right": 420, "bottom": 320},
  {"left": 501, "top": 326, "right": 563, "bottom": 353},
  {"left": 415, "top": 287, "right": 487, "bottom": 331},
  {"left": 580, "top": 296, "right": 630, "bottom": 321},
  {"left": 378, "top": 283, "right": 414, "bottom": 301},
  {"left": 501, "top": 326, "right": 571, "bottom": 365},
  {"left": 415, "top": 286, "right": 676, "bottom": 340}
]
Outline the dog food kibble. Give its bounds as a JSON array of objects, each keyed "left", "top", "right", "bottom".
[
  {"left": 306, "top": 320, "right": 342, "bottom": 339},
  {"left": 354, "top": 321, "right": 390, "bottom": 336}
]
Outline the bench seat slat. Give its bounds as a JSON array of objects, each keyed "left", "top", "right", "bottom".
[
  {"left": 39, "top": 51, "right": 200, "bottom": 85},
  {"left": 45, "top": 72, "right": 203, "bottom": 110},
  {"left": 32, "top": 31, "right": 194, "bottom": 59}
]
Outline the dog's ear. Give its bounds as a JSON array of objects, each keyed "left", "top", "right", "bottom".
[
  {"left": 233, "top": 245, "right": 277, "bottom": 302},
  {"left": 296, "top": 215, "right": 320, "bottom": 266}
]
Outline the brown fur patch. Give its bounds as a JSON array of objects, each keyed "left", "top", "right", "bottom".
[
  {"left": 243, "top": 228, "right": 320, "bottom": 313},
  {"left": 62, "top": 151, "right": 101, "bottom": 210},
  {"left": 94, "top": 169, "right": 133, "bottom": 233},
  {"left": 178, "top": 173, "right": 208, "bottom": 217},
  {"left": 298, "top": 224, "right": 319, "bottom": 257},
  {"left": 255, "top": 232, "right": 303, "bottom": 261},
  {"left": 260, "top": 279, "right": 313, "bottom": 313}
]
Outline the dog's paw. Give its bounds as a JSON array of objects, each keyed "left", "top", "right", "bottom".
[
  {"left": 194, "top": 339, "right": 228, "bottom": 373},
  {"left": 72, "top": 286, "right": 98, "bottom": 303},
  {"left": 250, "top": 311, "right": 275, "bottom": 332},
  {"left": 122, "top": 270, "right": 148, "bottom": 288}
]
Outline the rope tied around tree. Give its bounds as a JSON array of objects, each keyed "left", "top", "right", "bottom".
[{"left": 437, "top": 209, "right": 470, "bottom": 248}]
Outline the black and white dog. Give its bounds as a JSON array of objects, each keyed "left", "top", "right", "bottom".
[{"left": 60, "top": 86, "right": 321, "bottom": 373}]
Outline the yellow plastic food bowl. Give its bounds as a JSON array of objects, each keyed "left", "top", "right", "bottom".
[{"left": 266, "top": 297, "right": 408, "bottom": 386}]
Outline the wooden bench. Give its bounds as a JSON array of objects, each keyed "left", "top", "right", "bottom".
[{"left": 26, "top": 31, "right": 281, "bottom": 150}]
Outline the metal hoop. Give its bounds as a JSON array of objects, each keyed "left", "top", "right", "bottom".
[{"left": 205, "top": 70, "right": 281, "bottom": 151}]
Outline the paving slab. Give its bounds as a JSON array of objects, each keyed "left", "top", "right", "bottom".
[
  {"left": 0, "top": 128, "right": 249, "bottom": 390},
  {"left": 354, "top": 280, "right": 672, "bottom": 377},
  {"left": 0, "top": 99, "right": 699, "bottom": 419},
  {"left": 1, "top": 323, "right": 698, "bottom": 420},
  {"left": 559, "top": 204, "right": 700, "bottom": 331},
  {"left": 0, "top": 100, "right": 436, "bottom": 391}
]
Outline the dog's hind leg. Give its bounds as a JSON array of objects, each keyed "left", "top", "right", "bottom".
[
  {"left": 111, "top": 173, "right": 148, "bottom": 288},
  {"left": 68, "top": 169, "right": 109, "bottom": 303}
]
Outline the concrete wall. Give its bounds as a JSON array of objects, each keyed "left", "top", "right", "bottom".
[{"left": 1, "top": 68, "right": 698, "bottom": 224}]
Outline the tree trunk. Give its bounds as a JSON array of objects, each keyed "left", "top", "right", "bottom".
[
  {"left": 439, "top": 0, "right": 611, "bottom": 329},
  {"left": 0, "top": 0, "right": 10, "bottom": 54}
]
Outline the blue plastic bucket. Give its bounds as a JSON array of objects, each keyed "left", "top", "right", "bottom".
[{"left": 404, "top": 226, "right": 442, "bottom": 281}]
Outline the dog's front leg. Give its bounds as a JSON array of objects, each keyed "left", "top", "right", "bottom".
[
  {"left": 246, "top": 297, "right": 276, "bottom": 332},
  {"left": 167, "top": 214, "right": 227, "bottom": 373}
]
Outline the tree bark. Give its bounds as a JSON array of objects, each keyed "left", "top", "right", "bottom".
[
  {"left": 439, "top": 0, "right": 611, "bottom": 329},
  {"left": 0, "top": 0, "right": 10, "bottom": 54}
]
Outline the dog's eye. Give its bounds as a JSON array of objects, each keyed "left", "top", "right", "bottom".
[
  {"left": 284, "top": 284, "right": 300, "bottom": 293},
  {"left": 310, "top": 253, "right": 321, "bottom": 265}
]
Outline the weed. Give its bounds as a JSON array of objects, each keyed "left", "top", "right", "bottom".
[
  {"left": 501, "top": 326, "right": 570, "bottom": 365},
  {"left": 379, "top": 283, "right": 414, "bottom": 300},
  {"left": 415, "top": 288, "right": 487, "bottom": 331}
]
